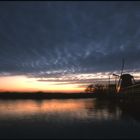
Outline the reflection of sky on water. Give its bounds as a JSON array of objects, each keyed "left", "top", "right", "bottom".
[
  {"left": 0, "top": 99, "right": 140, "bottom": 139},
  {"left": 0, "top": 99, "right": 122, "bottom": 122}
]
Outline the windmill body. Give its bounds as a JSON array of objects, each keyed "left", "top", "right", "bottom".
[
  {"left": 113, "top": 59, "right": 138, "bottom": 94},
  {"left": 117, "top": 73, "right": 135, "bottom": 93}
]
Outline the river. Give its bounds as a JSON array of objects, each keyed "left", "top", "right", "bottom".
[{"left": 0, "top": 98, "right": 139, "bottom": 138}]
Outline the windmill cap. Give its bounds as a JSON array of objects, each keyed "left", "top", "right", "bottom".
[{"left": 120, "top": 74, "right": 133, "bottom": 78}]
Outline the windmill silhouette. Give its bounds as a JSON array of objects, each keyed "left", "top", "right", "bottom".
[{"left": 113, "top": 58, "right": 135, "bottom": 93}]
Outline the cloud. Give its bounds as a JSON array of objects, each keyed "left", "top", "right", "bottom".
[{"left": 0, "top": 1, "right": 140, "bottom": 80}]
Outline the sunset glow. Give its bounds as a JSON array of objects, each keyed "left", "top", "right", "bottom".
[
  {"left": 0, "top": 71, "right": 140, "bottom": 92},
  {"left": 0, "top": 2, "right": 140, "bottom": 139},
  {"left": 0, "top": 2, "right": 140, "bottom": 93},
  {"left": 0, "top": 75, "right": 84, "bottom": 93}
]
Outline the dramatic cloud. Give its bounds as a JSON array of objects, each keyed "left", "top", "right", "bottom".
[{"left": 0, "top": 1, "right": 140, "bottom": 83}]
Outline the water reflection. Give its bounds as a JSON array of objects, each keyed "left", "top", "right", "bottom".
[
  {"left": 0, "top": 98, "right": 139, "bottom": 122},
  {"left": 0, "top": 99, "right": 140, "bottom": 138},
  {"left": 93, "top": 99, "right": 140, "bottom": 122},
  {"left": 0, "top": 99, "right": 94, "bottom": 121}
]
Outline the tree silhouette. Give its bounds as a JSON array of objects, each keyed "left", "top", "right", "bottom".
[{"left": 85, "top": 84, "right": 95, "bottom": 93}]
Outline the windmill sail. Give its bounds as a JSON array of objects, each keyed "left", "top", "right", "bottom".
[{"left": 120, "top": 58, "right": 125, "bottom": 76}]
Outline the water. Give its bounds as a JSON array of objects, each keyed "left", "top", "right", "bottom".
[{"left": 0, "top": 98, "right": 140, "bottom": 138}]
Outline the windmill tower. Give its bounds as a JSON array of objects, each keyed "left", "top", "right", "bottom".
[{"left": 113, "top": 58, "right": 135, "bottom": 93}]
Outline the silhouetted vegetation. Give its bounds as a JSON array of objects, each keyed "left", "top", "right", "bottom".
[{"left": 85, "top": 84, "right": 95, "bottom": 93}]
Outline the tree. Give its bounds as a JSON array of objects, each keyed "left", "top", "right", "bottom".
[{"left": 85, "top": 84, "right": 95, "bottom": 93}]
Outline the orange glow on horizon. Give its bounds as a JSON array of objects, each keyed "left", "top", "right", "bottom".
[
  {"left": 0, "top": 72, "right": 139, "bottom": 93},
  {"left": 0, "top": 75, "right": 84, "bottom": 93}
]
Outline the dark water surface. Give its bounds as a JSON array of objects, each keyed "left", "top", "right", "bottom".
[{"left": 0, "top": 98, "right": 140, "bottom": 139}]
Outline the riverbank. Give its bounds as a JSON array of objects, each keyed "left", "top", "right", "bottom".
[
  {"left": 0, "top": 92, "right": 96, "bottom": 100},
  {"left": 0, "top": 92, "right": 140, "bottom": 101}
]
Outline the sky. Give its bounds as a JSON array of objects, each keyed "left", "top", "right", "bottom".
[{"left": 0, "top": 1, "right": 140, "bottom": 92}]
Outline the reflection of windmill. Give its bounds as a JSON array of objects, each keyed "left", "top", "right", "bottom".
[{"left": 113, "top": 58, "right": 135, "bottom": 93}]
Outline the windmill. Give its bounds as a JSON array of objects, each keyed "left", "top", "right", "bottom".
[{"left": 113, "top": 58, "right": 135, "bottom": 93}]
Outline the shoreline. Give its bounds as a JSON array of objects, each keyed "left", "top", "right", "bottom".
[
  {"left": 0, "top": 92, "right": 96, "bottom": 100},
  {"left": 0, "top": 92, "right": 139, "bottom": 101}
]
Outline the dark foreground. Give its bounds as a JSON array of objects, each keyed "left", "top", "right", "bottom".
[
  {"left": 0, "top": 92, "right": 140, "bottom": 101},
  {"left": 0, "top": 92, "right": 96, "bottom": 99},
  {"left": 0, "top": 98, "right": 140, "bottom": 139}
]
